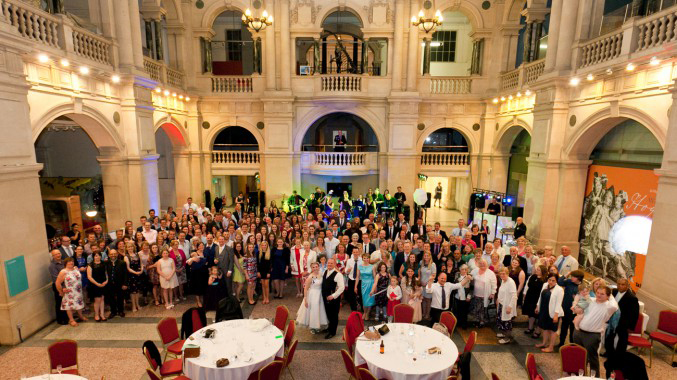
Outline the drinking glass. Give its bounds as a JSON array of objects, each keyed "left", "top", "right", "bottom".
[
  {"left": 590, "top": 369, "right": 596, "bottom": 378},
  {"left": 578, "top": 368, "right": 584, "bottom": 377},
  {"left": 56, "top": 365, "right": 62, "bottom": 374}
]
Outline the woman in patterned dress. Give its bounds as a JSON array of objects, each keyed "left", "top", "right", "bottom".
[
  {"left": 124, "top": 241, "right": 143, "bottom": 312},
  {"left": 146, "top": 243, "right": 162, "bottom": 306},
  {"left": 170, "top": 240, "right": 187, "bottom": 301},
  {"left": 56, "top": 258, "right": 87, "bottom": 327},
  {"left": 244, "top": 243, "right": 258, "bottom": 305}
]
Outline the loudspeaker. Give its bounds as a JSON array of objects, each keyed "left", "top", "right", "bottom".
[
  {"left": 204, "top": 190, "right": 211, "bottom": 209},
  {"left": 403, "top": 205, "right": 411, "bottom": 222},
  {"left": 425, "top": 192, "right": 431, "bottom": 208},
  {"left": 258, "top": 191, "right": 266, "bottom": 215}
]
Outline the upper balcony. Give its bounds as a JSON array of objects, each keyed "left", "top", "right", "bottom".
[
  {"left": 300, "top": 151, "right": 379, "bottom": 176},
  {"left": 143, "top": 57, "right": 185, "bottom": 90},
  {"left": 499, "top": 59, "right": 545, "bottom": 93}
]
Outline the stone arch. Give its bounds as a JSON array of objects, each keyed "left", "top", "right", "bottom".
[
  {"left": 494, "top": 119, "right": 532, "bottom": 152},
  {"left": 565, "top": 106, "right": 666, "bottom": 160},
  {"left": 503, "top": 0, "right": 527, "bottom": 23},
  {"left": 317, "top": 5, "right": 367, "bottom": 29},
  {"left": 437, "top": 0, "right": 485, "bottom": 30},
  {"left": 154, "top": 118, "right": 189, "bottom": 147},
  {"left": 293, "top": 107, "right": 386, "bottom": 152},
  {"left": 162, "top": 0, "right": 183, "bottom": 23},
  {"left": 207, "top": 121, "right": 265, "bottom": 150},
  {"left": 32, "top": 103, "right": 124, "bottom": 153},
  {"left": 416, "top": 121, "right": 477, "bottom": 153},
  {"left": 200, "top": 0, "right": 248, "bottom": 29}
]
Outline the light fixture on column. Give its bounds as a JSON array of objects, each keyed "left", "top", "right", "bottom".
[
  {"left": 586, "top": 73, "right": 594, "bottom": 81},
  {"left": 38, "top": 53, "right": 49, "bottom": 63},
  {"left": 111, "top": 74, "right": 120, "bottom": 83},
  {"left": 60, "top": 58, "right": 69, "bottom": 67},
  {"left": 492, "top": 98, "right": 498, "bottom": 104},
  {"left": 525, "top": 89, "right": 532, "bottom": 96},
  {"left": 500, "top": 96, "right": 506, "bottom": 101},
  {"left": 185, "top": 96, "right": 191, "bottom": 101},
  {"left": 650, "top": 56, "right": 660, "bottom": 66},
  {"left": 155, "top": 87, "right": 162, "bottom": 93},
  {"left": 79, "top": 66, "right": 90, "bottom": 75},
  {"left": 411, "top": 9, "right": 443, "bottom": 34},
  {"left": 242, "top": 7, "right": 273, "bottom": 33},
  {"left": 626, "top": 63, "right": 635, "bottom": 71},
  {"left": 163, "top": 89, "right": 170, "bottom": 96},
  {"left": 569, "top": 77, "right": 580, "bottom": 86}
]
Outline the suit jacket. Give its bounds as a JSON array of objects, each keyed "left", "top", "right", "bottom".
[
  {"left": 204, "top": 243, "right": 218, "bottom": 267},
  {"left": 502, "top": 254, "right": 528, "bottom": 273},
  {"left": 58, "top": 244, "right": 76, "bottom": 260},
  {"left": 216, "top": 244, "right": 235, "bottom": 275},
  {"left": 361, "top": 243, "right": 376, "bottom": 255},
  {"left": 384, "top": 225, "right": 399, "bottom": 240},
  {"left": 434, "top": 230, "right": 449, "bottom": 242},
  {"left": 394, "top": 219, "right": 407, "bottom": 230},
  {"left": 106, "top": 258, "right": 128, "bottom": 288},
  {"left": 412, "top": 224, "right": 427, "bottom": 238},
  {"left": 614, "top": 289, "right": 640, "bottom": 331},
  {"left": 334, "top": 218, "right": 347, "bottom": 230}
]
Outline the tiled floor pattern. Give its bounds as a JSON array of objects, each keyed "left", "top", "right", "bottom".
[{"left": 2, "top": 280, "right": 675, "bottom": 380}]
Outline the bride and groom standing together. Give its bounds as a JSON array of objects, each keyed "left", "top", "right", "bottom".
[{"left": 297, "top": 258, "right": 345, "bottom": 339}]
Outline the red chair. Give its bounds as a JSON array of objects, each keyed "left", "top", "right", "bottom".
[
  {"left": 649, "top": 310, "right": 677, "bottom": 367},
  {"left": 274, "top": 305, "right": 290, "bottom": 332},
  {"left": 525, "top": 353, "right": 543, "bottom": 380},
  {"left": 278, "top": 339, "right": 298, "bottom": 380},
  {"left": 560, "top": 343, "right": 587, "bottom": 376},
  {"left": 393, "top": 303, "right": 414, "bottom": 323},
  {"left": 191, "top": 308, "right": 205, "bottom": 333},
  {"left": 257, "top": 360, "right": 284, "bottom": 380},
  {"left": 491, "top": 373, "right": 500, "bottom": 380},
  {"left": 340, "top": 349, "right": 369, "bottom": 380},
  {"left": 358, "top": 367, "right": 383, "bottom": 380},
  {"left": 157, "top": 317, "right": 185, "bottom": 360},
  {"left": 48, "top": 340, "right": 79, "bottom": 375},
  {"left": 613, "top": 370, "right": 625, "bottom": 380},
  {"left": 142, "top": 341, "right": 183, "bottom": 379},
  {"left": 146, "top": 368, "right": 190, "bottom": 380},
  {"left": 284, "top": 320, "right": 296, "bottom": 352},
  {"left": 463, "top": 330, "right": 477, "bottom": 354},
  {"left": 440, "top": 311, "right": 458, "bottom": 337},
  {"left": 344, "top": 312, "right": 365, "bottom": 356},
  {"left": 628, "top": 313, "right": 653, "bottom": 367}
]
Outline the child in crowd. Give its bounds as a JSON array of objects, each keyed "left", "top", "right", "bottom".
[
  {"left": 572, "top": 283, "right": 591, "bottom": 330},
  {"left": 409, "top": 279, "right": 423, "bottom": 323},
  {"left": 204, "top": 267, "right": 227, "bottom": 311},
  {"left": 386, "top": 276, "right": 402, "bottom": 322}
]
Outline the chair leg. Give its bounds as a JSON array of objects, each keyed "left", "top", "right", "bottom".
[
  {"left": 649, "top": 346, "right": 652, "bottom": 368},
  {"left": 287, "top": 366, "right": 295, "bottom": 380},
  {"left": 672, "top": 345, "right": 676, "bottom": 367}
]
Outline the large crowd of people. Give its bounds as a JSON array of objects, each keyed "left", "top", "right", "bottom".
[{"left": 49, "top": 188, "right": 638, "bottom": 378}]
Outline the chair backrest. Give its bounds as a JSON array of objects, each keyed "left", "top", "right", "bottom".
[
  {"left": 157, "top": 317, "right": 180, "bottom": 345},
  {"left": 192, "top": 308, "right": 205, "bottom": 332},
  {"left": 274, "top": 305, "right": 289, "bottom": 331},
  {"left": 464, "top": 331, "right": 477, "bottom": 354},
  {"left": 491, "top": 373, "right": 500, "bottom": 380},
  {"left": 525, "top": 353, "right": 539, "bottom": 380},
  {"left": 358, "top": 367, "right": 377, "bottom": 380},
  {"left": 145, "top": 368, "right": 161, "bottom": 380},
  {"left": 284, "top": 320, "right": 296, "bottom": 347},
  {"left": 657, "top": 310, "right": 677, "bottom": 335},
  {"left": 48, "top": 340, "right": 78, "bottom": 372},
  {"left": 340, "top": 349, "right": 357, "bottom": 378},
  {"left": 343, "top": 328, "right": 355, "bottom": 356},
  {"left": 613, "top": 370, "right": 625, "bottom": 380},
  {"left": 631, "top": 313, "right": 644, "bottom": 335},
  {"left": 560, "top": 343, "right": 587, "bottom": 375},
  {"left": 258, "top": 360, "right": 284, "bottom": 380},
  {"left": 440, "top": 311, "right": 458, "bottom": 337},
  {"left": 393, "top": 303, "right": 414, "bottom": 323},
  {"left": 286, "top": 340, "right": 298, "bottom": 367},
  {"left": 142, "top": 340, "right": 162, "bottom": 371}
]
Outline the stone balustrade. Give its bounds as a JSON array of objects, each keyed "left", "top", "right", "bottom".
[
  {"left": 321, "top": 75, "right": 362, "bottom": 92},
  {"left": 429, "top": 77, "right": 472, "bottom": 94},
  {"left": 579, "top": 30, "right": 624, "bottom": 68},
  {"left": 420, "top": 152, "right": 469, "bottom": 167},
  {"left": 211, "top": 76, "right": 254, "bottom": 93}
]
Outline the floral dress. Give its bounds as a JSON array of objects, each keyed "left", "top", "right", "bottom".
[
  {"left": 174, "top": 250, "right": 188, "bottom": 285},
  {"left": 374, "top": 274, "right": 389, "bottom": 308},
  {"left": 61, "top": 269, "right": 84, "bottom": 311},
  {"left": 127, "top": 254, "right": 143, "bottom": 293},
  {"left": 245, "top": 256, "right": 258, "bottom": 283}
]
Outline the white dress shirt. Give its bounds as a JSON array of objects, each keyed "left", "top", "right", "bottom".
[
  {"left": 554, "top": 255, "right": 579, "bottom": 277},
  {"left": 580, "top": 299, "right": 618, "bottom": 333},
  {"left": 324, "top": 237, "right": 339, "bottom": 258},
  {"left": 426, "top": 281, "right": 463, "bottom": 310},
  {"left": 183, "top": 202, "right": 198, "bottom": 215},
  {"left": 142, "top": 229, "right": 158, "bottom": 243},
  {"left": 345, "top": 257, "right": 362, "bottom": 281}
]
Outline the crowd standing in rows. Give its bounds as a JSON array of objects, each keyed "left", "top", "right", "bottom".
[{"left": 50, "top": 190, "right": 636, "bottom": 377}]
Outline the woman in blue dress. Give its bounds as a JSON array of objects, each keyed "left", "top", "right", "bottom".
[
  {"left": 270, "top": 238, "right": 290, "bottom": 299},
  {"left": 355, "top": 252, "right": 375, "bottom": 321}
]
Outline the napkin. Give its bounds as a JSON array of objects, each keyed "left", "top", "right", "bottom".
[{"left": 249, "top": 318, "right": 272, "bottom": 332}]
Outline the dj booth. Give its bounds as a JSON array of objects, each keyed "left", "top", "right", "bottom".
[{"left": 469, "top": 211, "right": 517, "bottom": 243}]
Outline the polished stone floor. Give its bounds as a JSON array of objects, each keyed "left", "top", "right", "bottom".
[{"left": 2, "top": 281, "right": 674, "bottom": 380}]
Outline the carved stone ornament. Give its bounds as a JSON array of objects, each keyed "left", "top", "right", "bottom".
[
  {"left": 291, "top": 0, "right": 322, "bottom": 25},
  {"left": 363, "top": 0, "right": 393, "bottom": 25}
]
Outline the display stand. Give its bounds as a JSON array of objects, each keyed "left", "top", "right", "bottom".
[{"left": 470, "top": 211, "right": 516, "bottom": 244}]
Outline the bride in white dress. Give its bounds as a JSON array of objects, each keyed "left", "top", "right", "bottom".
[{"left": 296, "top": 262, "right": 328, "bottom": 333}]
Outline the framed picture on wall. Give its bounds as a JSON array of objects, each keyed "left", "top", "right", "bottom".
[
  {"left": 299, "top": 66, "right": 311, "bottom": 75},
  {"left": 332, "top": 130, "right": 348, "bottom": 151}
]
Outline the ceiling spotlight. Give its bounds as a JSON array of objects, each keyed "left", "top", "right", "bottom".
[
  {"left": 569, "top": 77, "right": 580, "bottom": 86},
  {"left": 179, "top": 95, "right": 184, "bottom": 99},
  {"left": 155, "top": 87, "right": 162, "bottom": 93},
  {"left": 85, "top": 210, "right": 98, "bottom": 218},
  {"left": 606, "top": 68, "right": 613, "bottom": 75},
  {"left": 508, "top": 95, "right": 514, "bottom": 100},
  {"left": 38, "top": 53, "right": 49, "bottom": 63},
  {"left": 111, "top": 75, "right": 120, "bottom": 83},
  {"left": 185, "top": 97, "right": 191, "bottom": 101},
  {"left": 79, "top": 66, "right": 90, "bottom": 75},
  {"left": 525, "top": 90, "right": 532, "bottom": 96},
  {"left": 650, "top": 56, "right": 660, "bottom": 66},
  {"left": 626, "top": 63, "right": 635, "bottom": 71},
  {"left": 163, "top": 90, "right": 170, "bottom": 96},
  {"left": 500, "top": 96, "right": 506, "bottom": 101},
  {"left": 60, "top": 58, "right": 69, "bottom": 67},
  {"left": 492, "top": 98, "right": 498, "bottom": 104},
  {"left": 172, "top": 92, "right": 177, "bottom": 97},
  {"left": 586, "top": 73, "right": 594, "bottom": 81},
  {"left": 516, "top": 92, "right": 522, "bottom": 97}
]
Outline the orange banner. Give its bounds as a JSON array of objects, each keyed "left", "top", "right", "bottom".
[{"left": 579, "top": 165, "right": 658, "bottom": 289}]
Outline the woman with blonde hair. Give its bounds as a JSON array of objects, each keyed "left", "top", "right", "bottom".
[{"left": 257, "top": 240, "right": 272, "bottom": 304}]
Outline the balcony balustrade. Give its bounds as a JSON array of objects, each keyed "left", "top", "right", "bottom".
[
  {"left": 420, "top": 152, "right": 470, "bottom": 173},
  {"left": 300, "top": 152, "right": 378, "bottom": 176}
]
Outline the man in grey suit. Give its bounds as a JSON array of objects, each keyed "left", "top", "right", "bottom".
[
  {"left": 58, "top": 236, "right": 76, "bottom": 260},
  {"left": 214, "top": 235, "right": 234, "bottom": 296}
]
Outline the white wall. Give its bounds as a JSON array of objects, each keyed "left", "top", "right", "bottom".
[
  {"left": 35, "top": 128, "right": 101, "bottom": 177},
  {"left": 425, "top": 11, "right": 473, "bottom": 77}
]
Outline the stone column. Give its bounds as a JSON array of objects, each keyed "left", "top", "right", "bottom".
[
  {"left": 446, "top": 177, "right": 457, "bottom": 209},
  {"left": 522, "top": 22, "right": 533, "bottom": 64},
  {"left": 113, "top": 0, "right": 135, "bottom": 69},
  {"left": 279, "top": 0, "right": 291, "bottom": 90},
  {"left": 554, "top": 0, "right": 579, "bottom": 71},
  {"left": 406, "top": 0, "right": 420, "bottom": 91},
  {"left": 391, "top": 0, "right": 405, "bottom": 90},
  {"left": 639, "top": 80, "right": 677, "bottom": 329},
  {"left": 128, "top": 0, "right": 145, "bottom": 70},
  {"left": 97, "top": 151, "right": 130, "bottom": 228},
  {"left": 490, "top": 153, "right": 511, "bottom": 193},
  {"left": 544, "top": 0, "right": 563, "bottom": 72},
  {"left": 386, "top": 96, "right": 420, "bottom": 211},
  {"left": 172, "top": 149, "right": 191, "bottom": 208},
  {"left": 265, "top": 19, "right": 277, "bottom": 90}
]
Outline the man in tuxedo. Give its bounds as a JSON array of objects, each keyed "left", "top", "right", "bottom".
[
  {"left": 361, "top": 233, "right": 377, "bottom": 262},
  {"left": 136, "top": 216, "right": 148, "bottom": 232},
  {"left": 320, "top": 258, "right": 345, "bottom": 339},
  {"left": 58, "top": 236, "right": 75, "bottom": 260},
  {"left": 605, "top": 278, "right": 639, "bottom": 358},
  {"left": 106, "top": 249, "right": 128, "bottom": 318},
  {"left": 384, "top": 218, "right": 398, "bottom": 240},
  {"left": 203, "top": 234, "right": 218, "bottom": 267},
  {"left": 395, "top": 213, "right": 408, "bottom": 230},
  {"left": 431, "top": 234, "right": 443, "bottom": 265},
  {"left": 412, "top": 218, "right": 426, "bottom": 239},
  {"left": 432, "top": 222, "right": 449, "bottom": 242},
  {"left": 233, "top": 204, "right": 244, "bottom": 223},
  {"left": 215, "top": 236, "right": 235, "bottom": 295},
  {"left": 344, "top": 247, "right": 361, "bottom": 312},
  {"left": 502, "top": 246, "right": 528, "bottom": 273},
  {"left": 334, "top": 210, "right": 348, "bottom": 231}
]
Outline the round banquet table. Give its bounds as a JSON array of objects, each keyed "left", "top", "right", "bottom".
[
  {"left": 354, "top": 323, "right": 459, "bottom": 380},
  {"left": 25, "top": 375, "right": 86, "bottom": 380},
  {"left": 182, "top": 319, "right": 285, "bottom": 380},
  {"left": 558, "top": 377, "right": 603, "bottom": 380}
]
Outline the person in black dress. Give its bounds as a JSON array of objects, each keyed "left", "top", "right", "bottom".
[
  {"left": 187, "top": 242, "right": 208, "bottom": 307},
  {"left": 204, "top": 266, "right": 228, "bottom": 311},
  {"left": 87, "top": 252, "right": 108, "bottom": 321},
  {"left": 270, "top": 238, "right": 290, "bottom": 299},
  {"left": 523, "top": 265, "right": 547, "bottom": 337},
  {"left": 470, "top": 225, "right": 483, "bottom": 250},
  {"left": 257, "top": 240, "right": 272, "bottom": 304}
]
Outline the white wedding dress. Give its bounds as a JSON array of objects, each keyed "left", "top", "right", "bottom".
[{"left": 296, "top": 276, "right": 328, "bottom": 330}]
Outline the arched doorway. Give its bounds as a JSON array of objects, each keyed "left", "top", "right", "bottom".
[
  {"left": 207, "top": 10, "right": 259, "bottom": 75},
  {"left": 578, "top": 119, "right": 663, "bottom": 287},
  {"left": 211, "top": 126, "right": 260, "bottom": 210},
  {"left": 420, "top": 127, "right": 471, "bottom": 217},
  {"left": 300, "top": 112, "right": 380, "bottom": 200},
  {"left": 506, "top": 129, "right": 531, "bottom": 213},
  {"left": 155, "top": 122, "right": 187, "bottom": 211},
  {"left": 35, "top": 116, "right": 107, "bottom": 239}
]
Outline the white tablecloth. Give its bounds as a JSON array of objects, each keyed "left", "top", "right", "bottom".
[
  {"left": 25, "top": 375, "right": 86, "bottom": 380},
  {"left": 354, "top": 323, "right": 459, "bottom": 380},
  {"left": 182, "top": 319, "right": 285, "bottom": 380},
  {"left": 559, "top": 377, "right": 603, "bottom": 380}
]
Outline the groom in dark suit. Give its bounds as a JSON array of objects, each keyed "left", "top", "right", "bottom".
[{"left": 320, "top": 258, "right": 345, "bottom": 339}]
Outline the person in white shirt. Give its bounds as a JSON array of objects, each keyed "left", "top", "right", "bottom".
[
  {"left": 451, "top": 219, "right": 469, "bottom": 238},
  {"left": 324, "top": 230, "right": 339, "bottom": 259},
  {"left": 481, "top": 242, "right": 494, "bottom": 265},
  {"left": 470, "top": 259, "right": 497, "bottom": 327},
  {"left": 344, "top": 247, "right": 362, "bottom": 312},
  {"left": 535, "top": 274, "right": 565, "bottom": 353},
  {"left": 370, "top": 241, "right": 388, "bottom": 264},
  {"left": 553, "top": 246, "right": 579, "bottom": 277},
  {"left": 573, "top": 285, "right": 618, "bottom": 376},
  {"left": 426, "top": 272, "right": 471, "bottom": 324},
  {"left": 141, "top": 222, "right": 158, "bottom": 243},
  {"left": 320, "top": 258, "right": 345, "bottom": 339},
  {"left": 496, "top": 268, "right": 518, "bottom": 344},
  {"left": 182, "top": 197, "right": 198, "bottom": 215},
  {"left": 196, "top": 202, "right": 210, "bottom": 223}
]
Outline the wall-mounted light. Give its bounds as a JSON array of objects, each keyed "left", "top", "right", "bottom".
[
  {"left": 525, "top": 89, "right": 532, "bottom": 96},
  {"left": 626, "top": 63, "right": 635, "bottom": 71},
  {"left": 586, "top": 73, "right": 594, "bottom": 81},
  {"left": 492, "top": 98, "right": 498, "bottom": 104},
  {"left": 569, "top": 77, "right": 580, "bottom": 86},
  {"left": 185, "top": 97, "right": 191, "bottom": 101},
  {"left": 85, "top": 210, "right": 98, "bottom": 218},
  {"left": 79, "top": 66, "right": 90, "bottom": 75},
  {"left": 38, "top": 53, "right": 49, "bottom": 63},
  {"left": 111, "top": 75, "right": 120, "bottom": 83},
  {"left": 60, "top": 58, "right": 69, "bottom": 67},
  {"left": 155, "top": 87, "right": 162, "bottom": 93},
  {"left": 163, "top": 90, "right": 170, "bottom": 96},
  {"left": 650, "top": 56, "right": 660, "bottom": 66}
]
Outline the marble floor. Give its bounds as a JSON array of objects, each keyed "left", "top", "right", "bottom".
[{"left": 2, "top": 283, "right": 674, "bottom": 380}]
